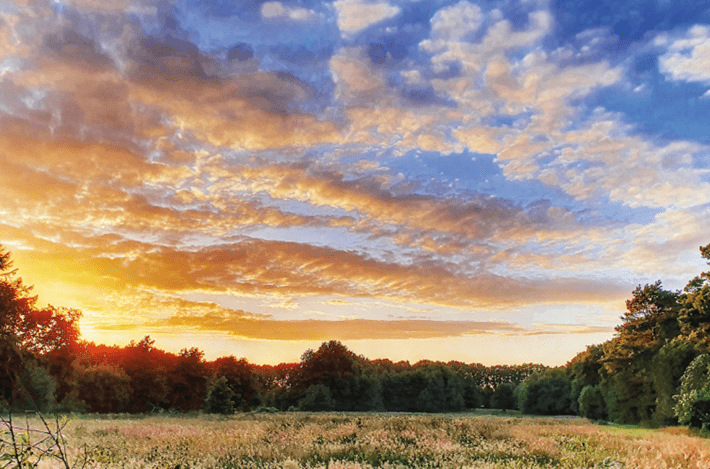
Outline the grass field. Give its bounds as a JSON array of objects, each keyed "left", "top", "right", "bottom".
[{"left": 2, "top": 411, "right": 708, "bottom": 468}]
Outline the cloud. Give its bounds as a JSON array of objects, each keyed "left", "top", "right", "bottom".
[
  {"left": 261, "top": 2, "right": 319, "bottom": 23},
  {"left": 659, "top": 25, "right": 710, "bottom": 88},
  {"left": 334, "top": 0, "right": 400, "bottom": 38},
  {"left": 519, "top": 324, "right": 614, "bottom": 336},
  {"left": 1, "top": 0, "right": 707, "bottom": 363},
  {"left": 154, "top": 314, "right": 524, "bottom": 341},
  {"left": 430, "top": 1, "right": 484, "bottom": 42}
]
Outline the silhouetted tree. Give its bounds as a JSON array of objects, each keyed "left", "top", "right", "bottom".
[
  {"left": 209, "top": 355, "right": 257, "bottom": 410},
  {"left": 122, "top": 336, "right": 170, "bottom": 412},
  {"left": 168, "top": 347, "right": 208, "bottom": 411},
  {"left": 204, "top": 376, "right": 236, "bottom": 414},
  {"left": 73, "top": 363, "right": 131, "bottom": 413}
]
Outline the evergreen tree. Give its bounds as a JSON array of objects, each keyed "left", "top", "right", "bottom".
[{"left": 204, "top": 376, "right": 236, "bottom": 414}]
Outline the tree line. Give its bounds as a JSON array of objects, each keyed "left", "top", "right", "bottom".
[{"left": 1, "top": 243, "right": 709, "bottom": 430}]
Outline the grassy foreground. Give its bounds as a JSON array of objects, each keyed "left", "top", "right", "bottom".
[{"left": 2, "top": 411, "right": 708, "bottom": 468}]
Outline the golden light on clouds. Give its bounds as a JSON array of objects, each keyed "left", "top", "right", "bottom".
[{"left": 1, "top": 0, "right": 709, "bottom": 365}]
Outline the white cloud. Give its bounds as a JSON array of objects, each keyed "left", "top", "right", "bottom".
[
  {"left": 334, "top": 0, "right": 400, "bottom": 38},
  {"left": 330, "top": 48, "right": 386, "bottom": 96},
  {"left": 430, "top": 1, "right": 484, "bottom": 42},
  {"left": 261, "top": 1, "right": 319, "bottom": 22},
  {"left": 659, "top": 25, "right": 710, "bottom": 88},
  {"left": 421, "top": 8, "right": 552, "bottom": 75}
]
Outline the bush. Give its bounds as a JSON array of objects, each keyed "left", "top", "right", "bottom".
[{"left": 204, "top": 376, "right": 236, "bottom": 414}]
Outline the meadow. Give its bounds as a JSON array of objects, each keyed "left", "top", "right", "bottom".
[{"left": 2, "top": 411, "right": 708, "bottom": 469}]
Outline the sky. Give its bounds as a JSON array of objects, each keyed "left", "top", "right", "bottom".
[{"left": 1, "top": 0, "right": 709, "bottom": 366}]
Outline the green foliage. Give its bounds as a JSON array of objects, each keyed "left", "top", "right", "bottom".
[
  {"left": 491, "top": 382, "right": 517, "bottom": 412},
  {"left": 518, "top": 370, "right": 573, "bottom": 415},
  {"left": 204, "top": 375, "right": 236, "bottom": 414},
  {"left": 381, "top": 364, "right": 466, "bottom": 412},
  {"left": 210, "top": 356, "right": 257, "bottom": 410},
  {"left": 599, "top": 281, "right": 684, "bottom": 424},
  {"left": 567, "top": 343, "right": 604, "bottom": 415},
  {"left": 262, "top": 385, "right": 303, "bottom": 411},
  {"left": 297, "top": 384, "right": 334, "bottom": 411},
  {"left": 16, "top": 364, "right": 57, "bottom": 413},
  {"left": 56, "top": 389, "right": 89, "bottom": 413},
  {"left": 601, "top": 369, "right": 655, "bottom": 424},
  {"left": 674, "top": 354, "right": 710, "bottom": 428},
  {"left": 461, "top": 376, "right": 482, "bottom": 409},
  {"left": 650, "top": 340, "right": 700, "bottom": 425},
  {"left": 678, "top": 247, "right": 710, "bottom": 347},
  {"left": 0, "top": 339, "right": 27, "bottom": 406},
  {"left": 74, "top": 363, "right": 131, "bottom": 413},
  {"left": 578, "top": 385, "right": 606, "bottom": 421}
]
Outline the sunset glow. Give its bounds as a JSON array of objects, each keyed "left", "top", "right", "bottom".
[{"left": 1, "top": 0, "right": 709, "bottom": 365}]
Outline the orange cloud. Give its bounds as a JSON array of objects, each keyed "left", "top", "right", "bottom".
[{"left": 155, "top": 314, "right": 522, "bottom": 341}]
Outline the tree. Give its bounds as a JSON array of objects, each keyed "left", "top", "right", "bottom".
[
  {"left": 204, "top": 376, "right": 236, "bottom": 414},
  {"left": 678, "top": 244, "right": 710, "bottom": 347},
  {"left": 293, "top": 341, "right": 368, "bottom": 410},
  {"left": 578, "top": 385, "right": 606, "bottom": 421},
  {"left": 294, "top": 341, "right": 358, "bottom": 390},
  {"left": 601, "top": 281, "right": 682, "bottom": 424},
  {"left": 15, "top": 363, "right": 57, "bottom": 413},
  {"left": 0, "top": 338, "right": 27, "bottom": 407},
  {"left": 15, "top": 305, "right": 82, "bottom": 356},
  {"left": 0, "top": 246, "right": 81, "bottom": 409},
  {"left": 297, "top": 384, "right": 334, "bottom": 411},
  {"left": 674, "top": 354, "right": 710, "bottom": 429},
  {"left": 518, "top": 370, "right": 573, "bottom": 416},
  {"left": 121, "top": 336, "right": 170, "bottom": 412},
  {"left": 650, "top": 340, "right": 700, "bottom": 425},
  {"left": 0, "top": 246, "right": 35, "bottom": 342},
  {"left": 461, "top": 375, "right": 483, "bottom": 409},
  {"left": 73, "top": 363, "right": 131, "bottom": 413},
  {"left": 567, "top": 344, "right": 604, "bottom": 415},
  {"left": 491, "top": 383, "right": 517, "bottom": 412},
  {"left": 168, "top": 347, "right": 208, "bottom": 411},
  {"left": 209, "top": 356, "right": 257, "bottom": 411}
]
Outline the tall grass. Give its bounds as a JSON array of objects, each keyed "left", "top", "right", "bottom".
[{"left": 2, "top": 412, "right": 708, "bottom": 468}]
